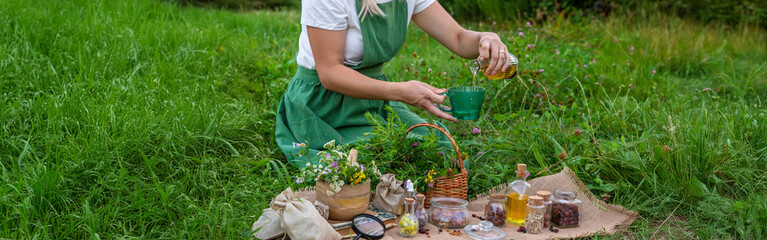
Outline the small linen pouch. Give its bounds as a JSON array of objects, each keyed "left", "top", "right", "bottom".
[
  {"left": 271, "top": 188, "right": 341, "bottom": 240},
  {"left": 372, "top": 173, "right": 406, "bottom": 215},
  {"left": 251, "top": 208, "right": 285, "bottom": 240}
]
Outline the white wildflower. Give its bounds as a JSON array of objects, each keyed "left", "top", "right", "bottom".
[{"left": 323, "top": 140, "right": 336, "bottom": 149}]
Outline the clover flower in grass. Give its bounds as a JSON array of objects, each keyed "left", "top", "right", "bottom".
[
  {"left": 653, "top": 70, "right": 657, "bottom": 74},
  {"left": 411, "top": 141, "right": 418, "bottom": 147},
  {"left": 518, "top": 32, "right": 524, "bottom": 37},
  {"left": 438, "top": 152, "right": 444, "bottom": 156},
  {"left": 539, "top": 69, "right": 545, "bottom": 73},
  {"left": 472, "top": 127, "right": 480, "bottom": 135},
  {"left": 526, "top": 21, "right": 531, "bottom": 27}
]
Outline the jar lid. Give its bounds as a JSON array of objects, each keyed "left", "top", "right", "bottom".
[
  {"left": 528, "top": 196, "right": 544, "bottom": 206},
  {"left": 464, "top": 221, "right": 506, "bottom": 240},
  {"left": 553, "top": 189, "right": 582, "bottom": 204},
  {"left": 536, "top": 190, "right": 552, "bottom": 202}
]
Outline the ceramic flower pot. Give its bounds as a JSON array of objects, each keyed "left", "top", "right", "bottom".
[{"left": 315, "top": 179, "right": 371, "bottom": 221}]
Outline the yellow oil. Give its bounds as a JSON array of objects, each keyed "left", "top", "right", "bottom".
[
  {"left": 505, "top": 192, "right": 529, "bottom": 225},
  {"left": 482, "top": 64, "right": 517, "bottom": 79}
]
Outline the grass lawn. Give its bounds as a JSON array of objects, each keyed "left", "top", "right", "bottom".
[{"left": 1, "top": 0, "right": 766, "bottom": 239}]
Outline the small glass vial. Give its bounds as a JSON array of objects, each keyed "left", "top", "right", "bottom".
[
  {"left": 551, "top": 189, "right": 583, "bottom": 228},
  {"left": 485, "top": 195, "right": 507, "bottom": 227},
  {"left": 414, "top": 194, "right": 428, "bottom": 232},
  {"left": 525, "top": 196, "right": 545, "bottom": 234},
  {"left": 505, "top": 163, "right": 531, "bottom": 225},
  {"left": 536, "top": 191, "right": 552, "bottom": 228},
  {"left": 399, "top": 198, "right": 419, "bottom": 237}
]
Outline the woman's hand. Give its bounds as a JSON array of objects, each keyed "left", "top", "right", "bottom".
[
  {"left": 393, "top": 81, "right": 458, "bottom": 122},
  {"left": 477, "top": 33, "right": 510, "bottom": 76},
  {"left": 412, "top": 2, "right": 511, "bottom": 73}
]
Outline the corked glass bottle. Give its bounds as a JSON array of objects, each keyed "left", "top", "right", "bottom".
[
  {"left": 414, "top": 194, "right": 428, "bottom": 232},
  {"left": 398, "top": 198, "right": 419, "bottom": 237},
  {"left": 525, "top": 196, "right": 545, "bottom": 234},
  {"left": 505, "top": 164, "right": 531, "bottom": 225},
  {"left": 536, "top": 191, "right": 553, "bottom": 228}
]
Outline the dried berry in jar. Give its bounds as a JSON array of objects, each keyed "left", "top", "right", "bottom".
[
  {"left": 536, "top": 190, "right": 553, "bottom": 228},
  {"left": 551, "top": 189, "right": 582, "bottom": 228},
  {"left": 484, "top": 195, "right": 507, "bottom": 227},
  {"left": 551, "top": 203, "right": 580, "bottom": 227}
]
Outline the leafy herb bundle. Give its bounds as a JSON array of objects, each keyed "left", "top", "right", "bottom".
[{"left": 355, "top": 106, "right": 462, "bottom": 194}]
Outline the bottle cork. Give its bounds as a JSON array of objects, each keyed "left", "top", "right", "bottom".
[
  {"left": 405, "top": 197, "right": 415, "bottom": 203},
  {"left": 528, "top": 196, "right": 544, "bottom": 206},
  {"left": 516, "top": 163, "right": 527, "bottom": 178},
  {"left": 536, "top": 191, "right": 552, "bottom": 202},
  {"left": 416, "top": 194, "right": 425, "bottom": 199}
]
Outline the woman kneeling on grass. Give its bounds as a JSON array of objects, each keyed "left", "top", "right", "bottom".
[{"left": 275, "top": 0, "right": 512, "bottom": 166}]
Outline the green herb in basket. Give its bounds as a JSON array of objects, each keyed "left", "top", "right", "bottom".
[{"left": 355, "top": 106, "right": 463, "bottom": 194}]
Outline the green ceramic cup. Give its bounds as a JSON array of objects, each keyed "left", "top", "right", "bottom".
[{"left": 437, "top": 86, "right": 486, "bottom": 120}]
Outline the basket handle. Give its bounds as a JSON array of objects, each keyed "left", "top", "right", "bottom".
[{"left": 403, "top": 122, "right": 466, "bottom": 174}]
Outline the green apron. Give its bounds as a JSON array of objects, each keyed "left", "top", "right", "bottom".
[{"left": 276, "top": 0, "right": 448, "bottom": 166}]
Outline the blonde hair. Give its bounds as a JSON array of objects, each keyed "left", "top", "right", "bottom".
[{"left": 359, "top": 0, "right": 385, "bottom": 21}]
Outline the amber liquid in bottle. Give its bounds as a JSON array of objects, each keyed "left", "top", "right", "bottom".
[
  {"left": 506, "top": 192, "right": 529, "bottom": 225},
  {"left": 505, "top": 163, "right": 531, "bottom": 225},
  {"left": 471, "top": 53, "right": 518, "bottom": 80},
  {"left": 481, "top": 64, "right": 517, "bottom": 79}
]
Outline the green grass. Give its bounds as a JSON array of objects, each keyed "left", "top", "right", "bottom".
[{"left": 1, "top": 0, "right": 766, "bottom": 239}]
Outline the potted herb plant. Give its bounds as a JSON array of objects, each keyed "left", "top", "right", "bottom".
[{"left": 297, "top": 140, "right": 382, "bottom": 221}]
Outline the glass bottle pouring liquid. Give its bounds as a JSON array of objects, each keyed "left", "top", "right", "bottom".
[
  {"left": 505, "top": 163, "right": 531, "bottom": 225},
  {"left": 470, "top": 52, "right": 519, "bottom": 80}
]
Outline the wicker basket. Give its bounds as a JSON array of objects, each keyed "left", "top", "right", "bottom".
[{"left": 404, "top": 122, "right": 468, "bottom": 208}]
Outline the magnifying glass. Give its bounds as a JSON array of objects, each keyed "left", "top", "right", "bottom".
[{"left": 351, "top": 214, "right": 386, "bottom": 240}]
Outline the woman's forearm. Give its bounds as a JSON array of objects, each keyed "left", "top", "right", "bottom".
[{"left": 317, "top": 64, "right": 401, "bottom": 101}]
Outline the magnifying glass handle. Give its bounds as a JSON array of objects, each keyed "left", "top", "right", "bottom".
[{"left": 352, "top": 234, "right": 362, "bottom": 240}]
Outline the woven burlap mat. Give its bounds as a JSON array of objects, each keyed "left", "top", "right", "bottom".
[{"left": 295, "top": 167, "right": 637, "bottom": 240}]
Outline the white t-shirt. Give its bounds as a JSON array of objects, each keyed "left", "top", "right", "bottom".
[{"left": 297, "top": 0, "right": 437, "bottom": 69}]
